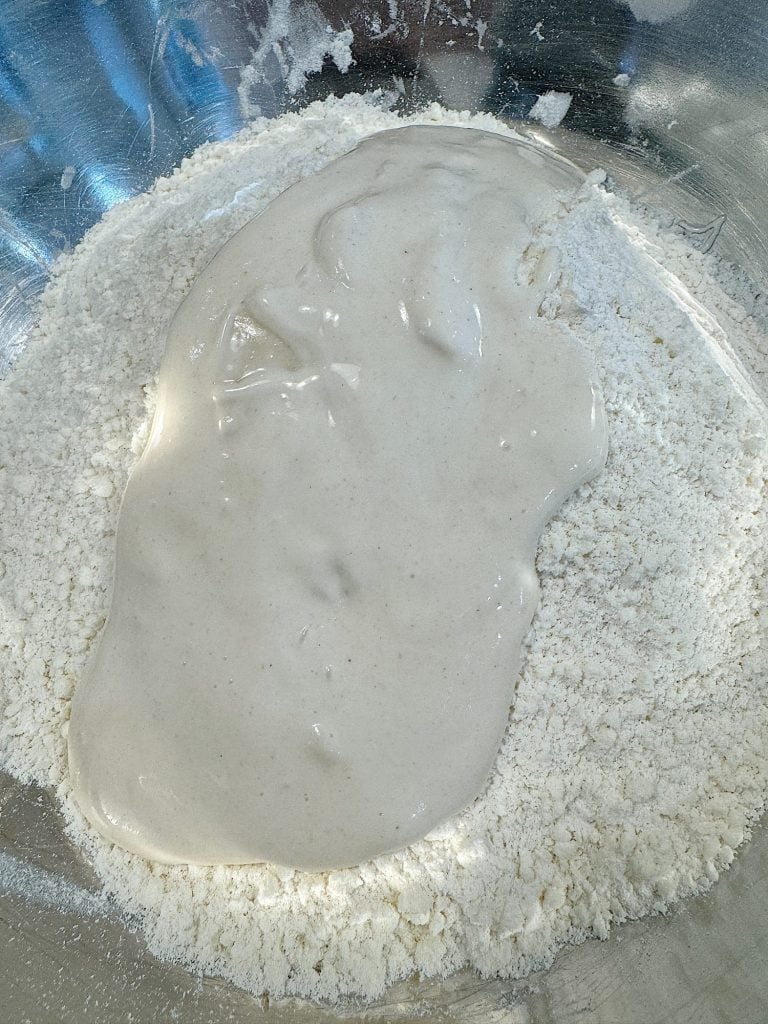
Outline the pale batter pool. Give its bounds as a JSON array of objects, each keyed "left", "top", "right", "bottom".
[{"left": 68, "top": 126, "right": 606, "bottom": 870}]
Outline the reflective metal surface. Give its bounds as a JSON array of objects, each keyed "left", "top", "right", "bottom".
[{"left": 2, "top": 0, "right": 768, "bottom": 1020}]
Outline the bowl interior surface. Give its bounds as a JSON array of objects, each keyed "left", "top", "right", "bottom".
[{"left": 1, "top": 2, "right": 767, "bottom": 1021}]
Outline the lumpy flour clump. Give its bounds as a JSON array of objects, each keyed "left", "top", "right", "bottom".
[{"left": 1, "top": 94, "right": 767, "bottom": 1001}]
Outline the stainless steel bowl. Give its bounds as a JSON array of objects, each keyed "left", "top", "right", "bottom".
[{"left": 2, "top": 1, "right": 767, "bottom": 1020}]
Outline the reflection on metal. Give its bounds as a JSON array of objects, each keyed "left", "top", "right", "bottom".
[
  {"left": 2, "top": 0, "right": 767, "bottom": 378},
  {"left": 1, "top": 0, "right": 768, "bottom": 1020},
  {"left": 676, "top": 213, "right": 726, "bottom": 253}
]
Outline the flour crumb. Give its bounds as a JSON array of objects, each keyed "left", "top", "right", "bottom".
[
  {"left": 60, "top": 166, "right": 76, "bottom": 191},
  {"left": 528, "top": 91, "right": 572, "bottom": 128}
]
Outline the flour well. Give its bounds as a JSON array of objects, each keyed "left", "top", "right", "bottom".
[{"left": 1, "top": 93, "right": 767, "bottom": 1002}]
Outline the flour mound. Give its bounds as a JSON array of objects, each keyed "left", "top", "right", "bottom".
[{"left": 1, "top": 93, "right": 767, "bottom": 1001}]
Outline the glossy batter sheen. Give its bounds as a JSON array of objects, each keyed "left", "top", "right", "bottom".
[{"left": 68, "top": 126, "right": 607, "bottom": 871}]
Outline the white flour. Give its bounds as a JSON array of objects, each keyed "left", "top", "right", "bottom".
[
  {"left": 0, "top": 852, "right": 110, "bottom": 918},
  {"left": 237, "top": 0, "right": 354, "bottom": 118},
  {"left": 1, "top": 93, "right": 767, "bottom": 1002},
  {"left": 528, "top": 90, "right": 572, "bottom": 129}
]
